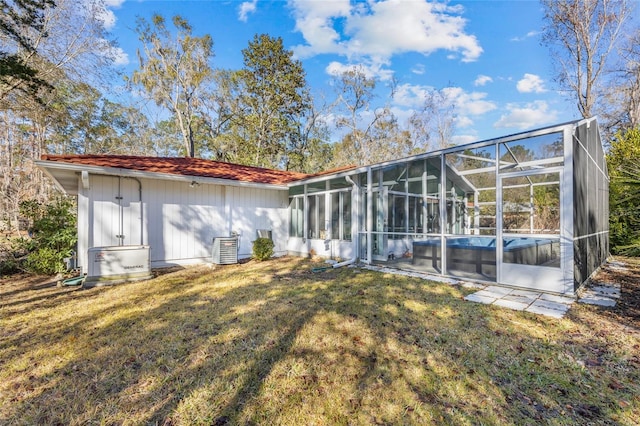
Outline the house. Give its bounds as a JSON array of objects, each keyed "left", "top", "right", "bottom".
[{"left": 37, "top": 117, "right": 609, "bottom": 295}]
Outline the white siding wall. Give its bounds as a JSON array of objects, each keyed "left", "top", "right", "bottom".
[
  {"left": 287, "top": 238, "right": 354, "bottom": 260},
  {"left": 81, "top": 174, "right": 289, "bottom": 269},
  {"left": 145, "top": 179, "right": 226, "bottom": 264},
  {"left": 227, "top": 186, "right": 289, "bottom": 257}
]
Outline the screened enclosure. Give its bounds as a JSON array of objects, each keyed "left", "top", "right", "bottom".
[{"left": 287, "top": 118, "right": 608, "bottom": 295}]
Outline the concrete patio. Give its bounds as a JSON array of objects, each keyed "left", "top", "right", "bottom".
[{"left": 359, "top": 260, "right": 624, "bottom": 319}]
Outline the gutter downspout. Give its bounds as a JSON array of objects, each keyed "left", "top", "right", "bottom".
[{"left": 333, "top": 175, "right": 359, "bottom": 269}]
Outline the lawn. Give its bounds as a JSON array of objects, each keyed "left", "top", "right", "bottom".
[{"left": 1, "top": 257, "right": 639, "bottom": 425}]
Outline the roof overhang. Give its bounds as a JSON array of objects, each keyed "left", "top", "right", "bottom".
[{"left": 35, "top": 160, "right": 291, "bottom": 195}]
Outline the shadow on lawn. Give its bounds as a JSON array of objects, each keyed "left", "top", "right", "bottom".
[
  {"left": 1, "top": 258, "right": 638, "bottom": 424},
  {"left": 0, "top": 275, "right": 64, "bottom": 302}
]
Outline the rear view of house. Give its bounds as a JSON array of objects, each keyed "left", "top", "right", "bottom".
[{"left": 37, "top": 117, "right": 609, "bottom": 295}]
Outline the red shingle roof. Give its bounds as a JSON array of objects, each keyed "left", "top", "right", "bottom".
[{"left": 41, "top": 155, "right": 310, "bottom": 185}]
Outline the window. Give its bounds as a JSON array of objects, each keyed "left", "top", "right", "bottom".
[
  {"left": 342, "top": 191, "right": 352, "bottom": 241},
  {"left": 445, "top": 146, "right": 496, "bottom": 235},
  {"left": 331, "top": 191, "right": 352, "bottom": 241},
  {"left": 502, "top": 173, "right": 560, "bottom": 235},
  {"left": 289, "top": 197, "right": 303, "bottom": 238},
  {"left": 331, "top": 193, "right": 339, "bottom": 240},
  {"left": 307, "top": 194, "right": 325, "bottom": 239},
  {"left": 388, "top": 194, "right": 406, "bottom": 239},
  {"left": 408, "top": 196, "right": 422, "bottom": 233}
]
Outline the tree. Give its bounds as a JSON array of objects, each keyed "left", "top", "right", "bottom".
[
  {"left": 331, "top": 66, "right": 378, "bottom": 166},
  {"left": 45, "top": 81, "right": 156, "bottom": 155},
  {"left": 182, "top": 33, "right": 327, "bottom": 171},
  {"left": 607, "top": 127, "right": 640, "bottom": 255},
  {"left": 283, "top": 103, "right": 333, "bottom": 173},
  {"left": 366, "top": 107, "right": 412, "bottom": 163},
  {"left": 131, "top": 14, "right": 214, "bottom": 158},
  {"left": 330, "top": 66, "right": 412, "bottom": 167},
  {"left": 200, "top": 68, "right": 240, "bottom": 161},
  {"left": 0, "top": 0, "right": 55, "bottom": 102},
  {"left": 2, "top": 0, "right": 119, "bottom": 110},
  {"left": 0, "top": 108, "right": 51, "bottom": 232},
  {"left": 610, "top": 28, "right": 640, "bottom": 130},
  {"left": 541, "top": 0, "right": 632, "bottom": 120},
  {"left": 232, "top": 34, "right": 311, "bottom": 169},
  {"left": 406, "top": 87, "right": 457, "bottom": 152},
  {"left": 19, "top": 195, "right": 77, "bottom": 274},
  {"left": 1, "top": 0, "right": 124, "bottom": 234}
]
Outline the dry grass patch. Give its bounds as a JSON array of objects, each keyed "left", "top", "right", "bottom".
[{"left": 1, "top": 257, "right": 639, "bottom": 425}]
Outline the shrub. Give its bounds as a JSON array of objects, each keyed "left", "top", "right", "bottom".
[
  {"left": 0, "top": 255, "right": 19, "bottom": 275},
  {"left": 0, "top": 238, "right": 19, "bottom": 275},
  {"left": 18, "top": 196, "right": 77, "bottom": 275},
  {"left": 252, "top": 237, "right": 274, "bottom": 261},
  {"left": 608, "top": 127, "right": 640, "bottom": 255},
  {"left": 24, "top": 247, "right": 67, "bottom": 275}
]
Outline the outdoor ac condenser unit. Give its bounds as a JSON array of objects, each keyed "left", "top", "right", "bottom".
[{"left": 212, "top": 237, "right": 238, "bottom": 264}]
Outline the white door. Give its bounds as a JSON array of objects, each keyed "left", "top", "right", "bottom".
[
  {"left": 497, "top": 169, "right": 564, "bottom": 292},
  {"left": 118, "top": 178, "right": 142, "bottom": 246},
  {"left": 372, "top": 187, "right": 388, "bottom": 261},
  {"left": 92, "top": 176, "right": 142, "bottom": 247}
]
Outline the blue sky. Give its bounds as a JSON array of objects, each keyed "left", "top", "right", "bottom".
[{"left": 100, "top": 0, "right": 577, "bottom": 145}]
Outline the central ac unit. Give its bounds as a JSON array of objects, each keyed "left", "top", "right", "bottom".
[{"left": 212, "top": 237, "right": 238, "bottom": 264}]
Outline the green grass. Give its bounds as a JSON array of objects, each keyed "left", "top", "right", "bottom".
[{"left": 1, "top": 257, "right": 639, "bottom": 425}]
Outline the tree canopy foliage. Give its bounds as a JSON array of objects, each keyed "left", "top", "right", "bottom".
[
  {"left": 541, "top": 0, "right": 634, "bottom": 138},
  {"left": 0, "top": 0, "right": 55, "bottom": 102},
  {"left": 542, "top": 0, "right": 639, "bottom": 255},
  {"left": 607, "top": 127, "right": 640, "bottom": 255},
  {"left": 225, "top": 34, "right": 313, "bottom": 169},
  {"left": 131, "top": 14, "right": 214, "bottom": 158},
  {"left": 329, "top": 67, "right": 420, "bottom": 167}
]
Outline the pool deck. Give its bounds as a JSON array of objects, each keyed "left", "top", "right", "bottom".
[{"left": 464, "top": 286, "right": 574, "bottom": 318}]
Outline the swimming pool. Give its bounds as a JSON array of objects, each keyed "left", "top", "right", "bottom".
[{"left": 412, "top": 236, "right": 559, "bottom": 281}]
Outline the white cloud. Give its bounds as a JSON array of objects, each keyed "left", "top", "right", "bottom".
[
  {"left": 441, "top": 86, "right": 497, "bottom": 118},
  {"left": 96, "top": 6, "right": 117, "bottom": 30},
  {"left": 411, "top": 64, "right": 425, "bottom": 75},
  {"left": 452, "top": 134, "right": 478, "bottom": 145},
  {"left": 393, "top": 83, "right": 433, "bottom": 108},
  {"left": 97, "top": 39, "right": 129, "bottom": 66},
  {"left": 289, "top": 0, "right": 351, "bottom": 57},
  {"left": 94, "top": 0, "right": 124, "bottom": 31},
  {"left": 517, "top": 73, "right": 546, "bottom": 93},
  {"left": 474, "top": 74, "right": 493, "bottom": 86},
  {"left": 110, "top": 46, "right": 129, "bottom": 66},
  {"left": 494, "top": 101, "right": 558, "bottom": 129},
  {"left": 239, "top": 0, "right": 258, "bottom": 22},
  {"left": 392, "top": 83, "right": 496, "bottom": 128},
  {"left": 455, "top": 116, "right": 474, "bottom": 128},
  {"left": 289, "top": 0, "right": 482, "bottom": 65},
  {"left": 511, "top": 30, "right": 540, "bottom": 42},
  {"left": 325, "top": 61, "right": 395, "bottom": 81}
]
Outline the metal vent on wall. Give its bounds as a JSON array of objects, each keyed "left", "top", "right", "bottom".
[
  {"left": 256, "top": 229, "right": 272, "bottom": 240},
  {"left": 212, "top": 237, "right": 238, "bottom": 264}
]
